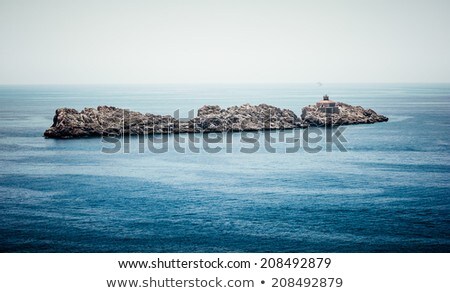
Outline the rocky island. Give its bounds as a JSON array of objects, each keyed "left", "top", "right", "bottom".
[{"left": 44, "top": 96, "right": 388, "bottom": 138}]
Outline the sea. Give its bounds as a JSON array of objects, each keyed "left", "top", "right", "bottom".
[{"left": 0, "top": 83, "right": 449, "bottom": 252}]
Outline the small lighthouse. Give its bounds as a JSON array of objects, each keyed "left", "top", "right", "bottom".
[{"left": 316, "top": 95, "right": 339, "bottom": 113}]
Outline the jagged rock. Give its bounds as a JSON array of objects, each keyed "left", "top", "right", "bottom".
[
  {"left": 194, "top": 103, "right": 298, "bottom": 132},
  {"left": 44, "top": 102, "right": 388, "bottom": 138},
  {"left": 301, "top": 102, "right": 388, "bottom": 126}
]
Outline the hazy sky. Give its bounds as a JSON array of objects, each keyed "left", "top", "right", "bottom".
[{"left": 0, "top": 0, "right": 449, "bottom": 84}]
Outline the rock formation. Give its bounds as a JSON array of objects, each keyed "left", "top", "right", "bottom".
[
  {"left": 194, "top": 103, "right": 299, "bottom": 132},
  {"left": 44, "top": 102, "right": 388, "bottom": 138},
  {"left": 301, "top": 102, "right": 388, "bottom": 126}
]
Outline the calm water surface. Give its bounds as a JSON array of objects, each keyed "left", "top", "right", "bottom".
[{"left": 0, "top": 84, "right": 449, "bottom": 252}]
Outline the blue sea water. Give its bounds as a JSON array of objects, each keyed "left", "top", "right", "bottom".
[{"left": 0, "top": 83, "right": 449, "bottom": 252}]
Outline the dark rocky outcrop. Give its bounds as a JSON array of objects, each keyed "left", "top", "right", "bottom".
[
  {"left": 44, "top": 106, "right": 178, "bottom": 138},
  {"left": 301, "top": 102, "right": 388, "bottom": 126},
  {"left": 194, "top": 103, "right": 299, "bottom": 132},
  {"left": 44, "top": 102, "right": 388, "bottom": 138}
]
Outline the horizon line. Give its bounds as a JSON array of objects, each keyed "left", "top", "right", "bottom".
[{"left": 1, "top": 82, "right": 450, "bottom": 86}]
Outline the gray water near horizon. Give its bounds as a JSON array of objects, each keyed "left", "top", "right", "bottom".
[{"left": 0, "top": 83, "right": 449, "bottom": 252}]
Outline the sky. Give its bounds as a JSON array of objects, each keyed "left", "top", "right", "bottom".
[{"left": 0, "top": 0, "right": 449, "bottom": 84}]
